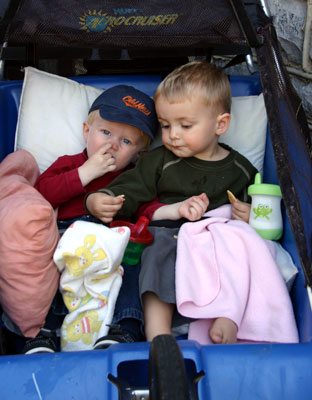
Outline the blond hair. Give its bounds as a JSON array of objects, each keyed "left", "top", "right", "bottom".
[
  {"left": 154, "top": 61, "right": 232, "bottom": 114},
  {"left": 87, "top": 110, "right": 98, "bottom": 124},
  {"left": 87, "top": 110, "right": 151, "bottom": 148}
]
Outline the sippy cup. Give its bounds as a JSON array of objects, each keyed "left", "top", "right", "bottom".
[
  {"left": 110, "top": 216, "right": 153, "bottom": 265},
  {"left": 248, "top": 173, "right": 283, "bottom": 240}
]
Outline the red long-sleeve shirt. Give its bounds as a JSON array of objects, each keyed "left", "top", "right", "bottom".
[
  {"left": 35, "top": 149, "right": 130, "bottom": 220},
  {"left": 35, "top": 149, "right": 165, "bottom": 221}
]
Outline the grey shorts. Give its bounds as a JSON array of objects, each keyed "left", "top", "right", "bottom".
[{"left": 139, "top": 226, "right": 179, "bottom": 304}]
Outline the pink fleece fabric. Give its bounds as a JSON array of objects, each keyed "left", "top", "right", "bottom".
[
  {"left": 176, "top": 207, "right": 299, "bottom": 344},
  {"left": 0, "top": 150, "right": 60, "bottom": 337}
]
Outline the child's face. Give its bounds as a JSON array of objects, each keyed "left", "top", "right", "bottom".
[
  {"left": 156, "top": 94, "right": 227, "bottom": 160},
  {"left": 83, "top": 112, "right": 145, "bottom": 170}
]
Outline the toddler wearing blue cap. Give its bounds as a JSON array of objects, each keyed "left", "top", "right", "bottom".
[
  {"left": 21, "top": 85, "right": 157, "bottom": 354},
  {"left": 35, "top": 85, "right": 157, "bottom": 224}
]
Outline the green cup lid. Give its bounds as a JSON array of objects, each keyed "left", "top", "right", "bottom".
[{"left": 248, "top": 173, "right": 282, "bottom": 197}]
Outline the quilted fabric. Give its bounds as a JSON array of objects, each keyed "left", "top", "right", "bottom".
[{"left": 0, "top": 149, "right": 60, "bottom": 337}]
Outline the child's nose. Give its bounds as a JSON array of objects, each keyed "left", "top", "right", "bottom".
[
  {"left": 111, "top": 143, "right": 119, "bottom": 151},
  {"left": 169, "top": 127, "right": 179, "bottom": 140},
  {"left": 108, "top": 138, "right": 119, "bottom": 151}
]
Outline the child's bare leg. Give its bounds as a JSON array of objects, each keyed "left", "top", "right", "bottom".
[
  {"left": 209, "top": 317, "right": 238, "bottom": 344},
  {"left": 143, "top": 291, "right": 174, "bottom": 342}
]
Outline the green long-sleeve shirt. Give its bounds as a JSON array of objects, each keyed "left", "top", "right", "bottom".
[{"left": 100, "top": 144, "right": 258, "bottom": 219}]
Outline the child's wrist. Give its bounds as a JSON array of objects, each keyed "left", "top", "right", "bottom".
[{"left": 152, "top": 204, "right": 180, "bottom": 221}]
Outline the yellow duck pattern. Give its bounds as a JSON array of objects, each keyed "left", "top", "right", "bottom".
[
  {"left": 54, "top": 220, "right": 130, "bottom": 351},
  {"left": 61, "top": 234, "right": 106, "bottom": 277},
  {"left": 61, "top": 310, "right": 103, "bottom": 348}
]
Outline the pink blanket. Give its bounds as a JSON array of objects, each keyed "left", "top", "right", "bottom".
[{"left": 176, "top": 206, "right": 299, "bottom": 344}]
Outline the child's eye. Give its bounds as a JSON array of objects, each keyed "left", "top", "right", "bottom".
[
  {"left": 103, "top": 129, "right": 111, "bottom": 136},
  {"left": 182, "top": 124, "right": 192, "bottom": 129},
  {"left": 122, "top": 138, "right": 131, "bottom": 145},
  {"left": 161, "top": 124, "right": 169, "bottom": 129}
]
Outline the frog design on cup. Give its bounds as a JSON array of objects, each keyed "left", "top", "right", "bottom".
[{"left": 253, "top": 203, "right": 272, "bottom": 220}]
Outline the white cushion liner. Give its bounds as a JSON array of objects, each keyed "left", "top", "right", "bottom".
[{"left": 15, "top": 67, "right": 267, "bottom": 175}]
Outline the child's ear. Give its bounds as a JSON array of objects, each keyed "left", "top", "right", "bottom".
[
  {"left": 216, "top": 113, "right": 231, "bottom": 137},
  {"left": 82, "top": 121, "right": 90, "bottom": 143}
]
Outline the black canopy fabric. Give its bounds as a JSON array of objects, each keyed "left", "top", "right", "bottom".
[
  {"left": 1, "top": 0, "right": 311, "bottom": 286},
  {"left": 2, "top": 0, "right": 252, "bottom": 49}
]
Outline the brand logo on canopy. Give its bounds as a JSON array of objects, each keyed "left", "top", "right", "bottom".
[{"left": 79, "top": 9, "right": 180, "bottom": 33}]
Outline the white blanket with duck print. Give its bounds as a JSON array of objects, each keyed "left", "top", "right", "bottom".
[{"left": 54, "top": 221, "right": 130, "bottom": 351}]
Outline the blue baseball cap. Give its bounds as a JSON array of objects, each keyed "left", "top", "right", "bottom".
[{"left": 88, "top": 85, "right": 157, "bottom": 140}]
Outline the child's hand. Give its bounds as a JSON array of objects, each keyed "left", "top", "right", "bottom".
[
  {"left": 85, "top": 192, "right": 124, "bottom": 223},
  {"left": 178, "top": 193, "right": 209, "bottom": 221},
  {"left": 231, "top": 200, "right": 251, "bottom": 223},
  {"left": 151, "top": 193, "right": 209, "bottom": 221},
  {"left": 78, "top": 143, "right": 116, "bottom": 186}
]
